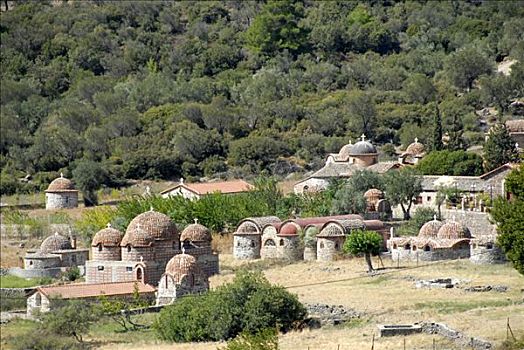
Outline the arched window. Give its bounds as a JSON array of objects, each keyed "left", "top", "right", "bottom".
[
  {"left": 98, "top": 244, "right": 102, "bottom": 252},
  {"left": 392, "top": 244, "right": 397, "bottom": 249},
  {"left": 264, "top": 239, "right": 275, "bottom": 247},
  {"left": 404, "top": 244, "right": 411, "bottom": 250},
  {"left": 250, "top": 240, "right": 255, "bottom": 248},
  {"left": 320, "top": 242, "right": 324, "bottom": 249},
  {"left": 29, "top": 261, "right": 33, "bottom": 266},
  {"left": 412, "top": 246, "right": 417, "bottom": 251},
  {"left": 486, "top": 243, "right": 493, "bottom": 250},
  {"left": 127, "top": 245, "right": 131, "bottom": 253},
  {"left": 189, "top": 274, "right": 195, "bottom": 287},
  {"left": 165, "top": 276, "right": 169, "bottom": 289},
  {"left": 279, "top": 239, "right": 284, "bottom": 246},
  {"left": 303, "top": 185, "right": 309, "bottom": 192},
  {"left": 424, "top": 245, "right": 430, "bottom": 252},
  {"left": 335, "top": 243, "right": 339, "bottom": 250},
  {"left": 136, "top": 267, "right": 143, "bottom": 282}
]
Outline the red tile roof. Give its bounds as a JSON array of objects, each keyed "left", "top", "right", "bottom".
[
  {"left": 161, "top": 180, "right": 254, "bottom": 195},
  {"left": 36, "top": 281, "right": 156, "bottom": 299}
]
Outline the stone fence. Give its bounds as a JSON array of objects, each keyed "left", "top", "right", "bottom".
[{"left": 420, "top": 321, "right": 492, "bottom": 350}]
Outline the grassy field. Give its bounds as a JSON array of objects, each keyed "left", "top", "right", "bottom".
[
  {"left": 1, "top": 254, "right": 522, "bottom": 350},
  {"left": 0, "top": 275, "right": 53, "bottom": 288}
]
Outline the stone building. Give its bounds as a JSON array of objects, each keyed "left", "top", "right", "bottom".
[
  {"left": 180, "top": 220, "right": 219, "bottom": 277},
  {"left": 260, "top": 223, "right": 281, "bottom": 259},
  {"left": 156, "top": 253, "right": 209, "bottom": 306},
  {"left": 294, "top": 136, "right": 402, "bottom": 194},
  {"left": 27, "top": 281, "right": 156, "bottom": 315},
  {"left": 14, "top": 232, "right": 88, "bottom": 278},
  {"left": 398, "top": 138, "right": 426, "bottom": 165},
  {"left": 316, "top": 219, "right": 366, "bottom": 261},
  {"left": 86, "top": 208, "right": 180, "bottom": 285},
  {"left": 45, "top": 173, "right": 78, "bottom": 209},
  {"left": 276, "top": 221, "right": 303, "bottom": 261},
  {"left": 389, "top": 217, "right": 472, "bottom": 262},
  {"left": 86, "top": 210, "right": 219, "bottom": 285},
  {"left": 505, "top": 119, "right": 524, "bottom": 147},
  {"left": 469, "top": 234, "right": 506, "bottom": 264},
  {"left": 363, "top": 189, "right": 392, "bottom": 220},
  {"left": 233, "top": 216, "right": 281, "bottom": 260},
  {"left": 160, "top": 179, "right": 254, "bottom": 200},
  {"left": 303, "top": 224, "right": 321, "bottom": 261}
]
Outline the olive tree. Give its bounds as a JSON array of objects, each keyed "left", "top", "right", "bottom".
[{"left": 343, "top": 229, "right": 382, "bottom": 273}]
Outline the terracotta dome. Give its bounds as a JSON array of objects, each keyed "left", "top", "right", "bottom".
[
  {"left": 364, "top": 188, "right": 384, "bottom": 199},
  {"left": 317, "top": 223, "right": 345, "bottom": 237},
  {"left": 40, "top": 232, "right": 72, "bottom": 253},
  {"left": 349, "top": 136, "right": 377, "bottom": 155},
  {"left": 125, "top": 209, "right": 178, "bottom": 241},
  {"left": 120, "top": 223, "right": 155, "bottom": 247},
  {"left": 164, "top": 253, "right": 201, "bottom": 283},
  {"left": 405, "top": 139, "right": 425, "bottom": 156},
  {"left": 418, "top": 218, "right": 443, "bottom": 238},
  {"left": 279, "top": 222, "right": 298, "bottom": 236},
  {"left": 338, "top": 141, "right": 353, "bottom": 159},
  {"left": 92, "top": 223, "right": 123, "bottom": 247},
  {"left": 180, "top": 220, "right": 211, "bottom": 242},
  {"left": 46, "top": 174, "right": 77, "bottom": 192},
  {"left": 437, "top": 220, "right": 472, "bottom": 240}
]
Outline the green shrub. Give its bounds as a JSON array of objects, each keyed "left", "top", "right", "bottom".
[{"left": 154, "top": 271, "right": 306, "bottom": 342}]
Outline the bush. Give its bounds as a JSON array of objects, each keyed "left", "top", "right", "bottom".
[
  {"left": 220, "top": 328, "right": 278, "bottom": 350},
  {"left": 154, "top": 271, "right": 306, "bottom": 342},
  {"left": 12, "top": 331, "right": 87, "bottom": 350}
]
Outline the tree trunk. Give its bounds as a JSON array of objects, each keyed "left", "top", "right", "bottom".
[
  {"left": 400, "top": 203, "right": 410, "bottom": 220},
  {"left": 364, "top": 252, "right": 374, "bottom": 273}
]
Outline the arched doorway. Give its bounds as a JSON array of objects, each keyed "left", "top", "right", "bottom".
[{"left": 136, "top": 267, "right": 144, "bottom": 283}]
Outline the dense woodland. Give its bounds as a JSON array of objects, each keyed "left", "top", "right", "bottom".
[{"left": 1, "top": 1, "right": 524, "bottom": 195}]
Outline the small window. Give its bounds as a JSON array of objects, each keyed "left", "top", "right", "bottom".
[
  {"left": 279, "top": 239, "right": 284, "bottom": 246},
  {"left": 127, "top": 245, "right": 131, "bottom": 253},
  {"left": 98, "top": 266, "right": 104, "bottom": 271},
  {"left": 392, "top": 244, "right": 397, "bottom": 249},
  {"left": 98, "top": 245, "right": 102, "bottom": 252},
  {"left": 404, "top": 244, "right": 411, "bottom": 250},
  {"left": 335, "top": 243, "right": 339, "bottom": 250},
  {"left": 427, "top": 196, "right": 431, "bottom": 202},
  {"left": 486, "top": 243, "right": 493, "bottom": 250},
  {"left": 126, "top": 267, "right": 133, "bottom": 272},
  {"left": 320, "top": 242, "right": 324, "bottom": 249},
  {"left": 29, "top": 261, "right": 33, "bottom": 266},
  {"left": 237, "top": 242, "right": 241, "bottom": 247},
  {"left": 412, "top": 246, "right": 417, "bottom": 251},
  {"left": 424, "top": 245, "right": 430, "bottom": 252},
  {"left": 35, "top": 293, "right": 41, "bottom": 307},
  {"left": 165, "top": 276, "right": 168, "bottom": 288},
  {"left": 416, "top": 197, "right": 423, "bottom": 204},
  {"left": 250, "top": 241, "right": 255, "bottom": 248},
  {"left": 264, "top": 239, "right": 275, "bottom": 247}
]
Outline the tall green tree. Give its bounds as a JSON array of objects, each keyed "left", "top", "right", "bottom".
[
  {"left": 384, "top": 168, "right": 422, "bottom": 220},
  {"left": 343, "top": 229, "right": 382, "bottom": 272},
  {"left": 491, "top": 164, "right": 524, "bottom": 275},
  {"left": 72, "top": 159, "right": 108, "bottom": 206},
  {"left": 484, "top": 123, "right": 518, "bottom": 172},
  {"left": 245, "top": 0, "right": 308, "bottom": 56},
  {"left": 431, "top": 103, "right": 444, "bottom": 151}
]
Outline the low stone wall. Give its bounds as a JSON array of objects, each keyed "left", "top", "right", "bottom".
[
  {"left": 8, "top": 265, "right": 85, "bottom": 279},
  {"left": 420, "top": 321, "right": 492, "bottom": 350},
  {"left": 470, "top": 246, "right": 506, "bottom": 264}
]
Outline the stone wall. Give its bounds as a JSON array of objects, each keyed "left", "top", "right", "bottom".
[
  {"left": 304, "top": 246, "right": 317, "bottom": 261},
  {"left": 45, "top": 192, "right": 78, "bottom": 209},
  {"left": 121, "top": 246, "right": 155, "bottom": 261},
  {"left": 233, "top": 234, "right": 260, "bottom": 260},
  {"left": 261, "top": 227, "right": 279, "bottom": 259},
  {"left": 92, "top": 246, "right": 121, "bottom": 261},
  {"left": 276, "top": 236, "right": 302, "bottom": 260},
  {"left": 23, "top": 256, "right": 61, "bottom": 269},
  {"left": 317, "top": 237, "right": 344, "bottom": 261},
  {"left": 441, "top": 210, "right": 495, "bottom": 237},
  {"left": 9, "top": 267, "right": 61, "bottom": 278},
  {"left": 294, "top": 178, "right": 329, "bottom": 195},
  {"left": 85, "top": 261, "right": 137, "bottom": 284},
  {"left": 470, "top": 245, "right": 506, "bottom": 264},
  {"left": 391, "top": 247, "right": 470, "bottom": 262}
]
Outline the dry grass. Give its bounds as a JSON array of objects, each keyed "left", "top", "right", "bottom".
[{"left": 98, "top": 255, "right": 523, "bottom": 350}]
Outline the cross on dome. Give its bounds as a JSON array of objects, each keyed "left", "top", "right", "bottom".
[
  {"left": 181, "top": 247, "right": 185, "bottom": 254},
  {"left": 433, "top": 214, "right": 437, "bottom": 221},
  {"left": 348, "top": 139, "right": 352, "bottom": 144},
  {"left": 106, "top": 222, "right": 112, "bottom": 228},
  {"left": 149, "top": 205, "right": 154, "bottom": 212},
  {"left": 414, "top": 137, "right": 419, "bottom": 143},
  {"left": 140, "top": 256, "right": 143, "bottom": 262},
  {"left": 360, "top": 134, "right": 366, "bottom": 142},
  {"left": 180, "top": 177, "right": 184, "bottom": 184},
  {"left": 60, "top": 172, "right": 64, "bottom": 178},
  {"left": 54, "top": 232, "right": 59, "bottom": 236},
  {"left": 194, "top": 218, "right": 199, "bottom": 224}
]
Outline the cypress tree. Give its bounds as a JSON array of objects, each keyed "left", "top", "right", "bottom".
[
  {"left": 432, "top": 103, "right": 444, "bottom": 151},
  {"left": 484, "top": 123, "right": 518, "bottom": 171}
]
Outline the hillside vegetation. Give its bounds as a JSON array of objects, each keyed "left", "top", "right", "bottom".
[{"left": 1, "top": 1, "right": 523, "bottom": 195}]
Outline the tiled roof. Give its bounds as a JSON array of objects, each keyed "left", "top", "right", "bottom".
[
  {"left": 36, "top": 281, "right": 156, "bottom": 299},
  {"left": 92, "top": 224, "right": 122, "bottom": 247},
  {"left": 234, "top": 216, "right": 281, "bottom": 235},
  {"left": 366, "top": 162, "right": 401, "bottom": 173},
  {"left": 180, "top": 222, "right": 211, "bottom": 242},
  {"left": 122, "top": 210, "right": 178, "bottom": 246},
  {"left": 46, "top": 175, "right": 77, "bottom": 192},
  {"left": 40, "top": 233, "right": 72, "bottom": 253},
  {"left": 161, "top": 180, "right": 254, "bottom": 195},
  {"left": 506, "top": 119, "right": 524, "bottom": 133}
]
